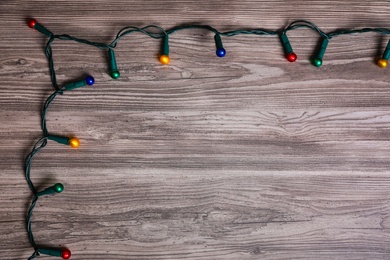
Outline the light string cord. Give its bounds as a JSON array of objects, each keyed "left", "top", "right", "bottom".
[
  {"left": 25, "top": 138, "right": 47, "bottom": 258},
  {"left": 25, "top": 87, "right": 66, "bottom": 259},
  {"left": 25, "top": 19, "right": 390, "bottom": 259}
]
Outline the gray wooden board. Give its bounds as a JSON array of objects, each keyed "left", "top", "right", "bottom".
[{"left": 1, "top": 1, "right": 390, "bottom": 259}]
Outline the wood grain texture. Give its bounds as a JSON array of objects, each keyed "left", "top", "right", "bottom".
[{"left": 1, "top": 1, "right": 390, "bottom": 259}]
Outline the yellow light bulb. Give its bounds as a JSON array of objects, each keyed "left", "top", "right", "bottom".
[
  {"left": 159, "top": 55, "right": 170, "bottom": 65},
  {"left": 377, "top": 58, "right": 388, "bottom": 69},
  {"left": 69, "top": 137, "right": 80, "bottom": 148}
]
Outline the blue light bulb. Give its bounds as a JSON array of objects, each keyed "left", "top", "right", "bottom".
[
  {"left": 85, "top": 76, "right": 95, "bottom": 85},
  {"left": 216, "top": 48, "right": 226, "bottom": 57}
]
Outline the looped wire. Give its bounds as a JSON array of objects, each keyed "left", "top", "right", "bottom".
[{"left": 285, "top": 20, "right": 330, "bottom": 39}]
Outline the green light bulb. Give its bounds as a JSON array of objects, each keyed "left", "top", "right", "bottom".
[
  {"left": 110, "top": 70, "right": 120, "bottom": 79},
  {"left": 312, "top": 58, "right": 322, "bottom": 67},
  {"left": 53, "top": 183, "right": 64, "bottom": 193}
]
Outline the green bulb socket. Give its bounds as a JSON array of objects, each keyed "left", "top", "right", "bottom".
[
  {"left": 161, "top": 35, "right": 169, "bottom": 56},
  {"left": 38, "top": 248, "right": 62, "bottom": 257},
  {"left": 108, "top": 49, "right": 120, "bottom": 79},
  {"left": 312, "top": 38, "right": 328, "bottom": 67},
  {"left": 34, "top": 23, "right": 53, "bottom": 37},
  {"left": 47, "top": 135, "right": 69, "bottom": 145},
  {"left": 214, "top": 34, "right": 224, "bottom": 50},
  {"left": 280, "top": 33, "right": 293, "bottom": 54},
  {"left": 382, "top": 40, "right": 390, "bottom": 60},
  {"left": 64, "top": 80, "right": 87, "bottom": 91},
  {"left": 36, "top": 183, "right": 64, "bottom": 197}
]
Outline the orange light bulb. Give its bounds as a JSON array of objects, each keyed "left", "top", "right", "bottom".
[
  {"left": 69, "top": 137, "right": 80, "bottom": 148},
  {"left": 159, "top": 55, "right": 170, "bottom": 65},
  {"left": 377, "top": 58, "right": 388, "bottom": 69}
]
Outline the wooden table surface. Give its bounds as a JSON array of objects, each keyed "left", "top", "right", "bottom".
[{"left": 2, "top": 1, "right": 390, "bottom": 259}]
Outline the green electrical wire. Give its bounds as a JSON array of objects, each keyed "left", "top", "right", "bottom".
[{"left": 25, "top": 19, "right": 390, "bottom": 259}]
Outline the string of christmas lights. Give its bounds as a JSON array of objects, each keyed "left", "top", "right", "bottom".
[{"left": 25, "top": 18, "right": 390, "bottom": 259}]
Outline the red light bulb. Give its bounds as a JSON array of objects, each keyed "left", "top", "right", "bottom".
[
  {"left": 28, "top": 19, "right": 37, "bottom": 28},
  {"left": 286, "top": 52, "right": 297, "bottom": 62},
  {"left": 61, "top": 249, "right": 71, "bottom": 259}
]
